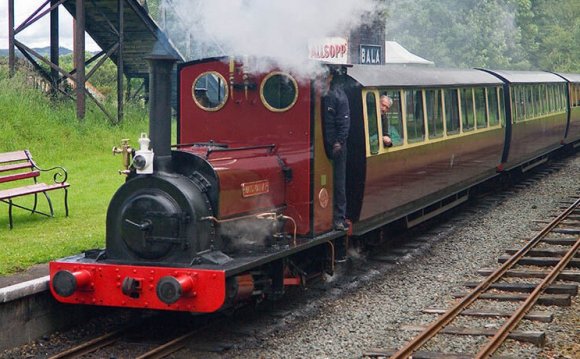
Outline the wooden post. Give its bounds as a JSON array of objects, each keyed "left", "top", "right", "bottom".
[
  {"left": 8, "top": 0, "right": 15, "bottom": 77},
  {"left": 75, "top": 0, "right": 86, "bottom": 120},
  {"left": 117, "top": 0, "right": 125, "bottom": 123},
  {"left": 50, "top": 0, "right": 60, "bottom": 93}
]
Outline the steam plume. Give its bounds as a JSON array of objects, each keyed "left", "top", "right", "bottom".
[{"left": 161, "top": 0, "right": 383, "bottom": 77}]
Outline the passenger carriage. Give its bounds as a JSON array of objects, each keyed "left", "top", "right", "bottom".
[
  {"left": 482, "top": 70, "right": 569, "bottom": 171},
  {"left": 555, "top": 73, "right": 580, "bottom": 147},
  {"left": 343, "top": 66, "right": 506, "bottom": 233}
]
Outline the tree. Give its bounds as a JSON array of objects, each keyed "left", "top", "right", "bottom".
[
  {"left": 383, "top": 0, "right": 577, "bottom": 70},
  {"left": 527, "top": 0, "right": 580, "bottom": 72}
]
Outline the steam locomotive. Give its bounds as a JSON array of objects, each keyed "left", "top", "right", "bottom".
[{"left": 49, "top": 54, "right": 580, "bottom": 313}]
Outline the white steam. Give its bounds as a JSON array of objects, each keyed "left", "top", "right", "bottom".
[{"left": 162, "top": 0, "right": 382, "bottom": 76}]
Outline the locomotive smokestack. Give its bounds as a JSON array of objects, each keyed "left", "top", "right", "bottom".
[{"left": 146, "top": 53, "right": 178, "bottom": 172}]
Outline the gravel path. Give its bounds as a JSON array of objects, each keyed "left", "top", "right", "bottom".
[{"left": 219, "top": 154, "right": 579, "bottom": 359}]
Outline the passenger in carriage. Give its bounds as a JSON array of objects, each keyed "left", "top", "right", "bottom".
[{"left": 380, "top": 95, "right": 402, "bottom": 147}]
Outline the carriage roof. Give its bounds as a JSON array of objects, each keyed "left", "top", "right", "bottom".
[
  {"left": 346, "top": 64, "right": 503, "bottom": 88},
  {"left": 481, "top": 69, "right": 567, "bottom": 84}
]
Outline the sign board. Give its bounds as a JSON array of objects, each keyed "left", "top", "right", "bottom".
[
  {"left": 308, "top": 37, "right": 349, "bottom": 64},
  {"left": 360, "top": 44, "right": 382, "bottom": 65},
  {"left": 241, "top": 180, "right": 270, "bottom": 198}
]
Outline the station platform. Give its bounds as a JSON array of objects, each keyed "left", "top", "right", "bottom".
[{"left": 0, "top": 264, "right": 48, "bottom": 290}]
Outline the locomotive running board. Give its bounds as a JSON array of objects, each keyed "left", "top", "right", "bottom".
[{"left": 405, "top": 192, "right": 469, "bottom": 228}]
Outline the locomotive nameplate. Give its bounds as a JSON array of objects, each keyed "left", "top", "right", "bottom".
[{"left": 241, "top": 180, "right": 270, "bottom": 197}]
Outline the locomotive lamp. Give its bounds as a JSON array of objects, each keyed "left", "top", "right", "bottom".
[{"left": 133, "top": 133, "right": 154, "bottom": 174}]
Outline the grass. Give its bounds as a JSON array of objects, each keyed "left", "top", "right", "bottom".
[{"left": 0, "top": 64, "right": 151, "bottom": 275}]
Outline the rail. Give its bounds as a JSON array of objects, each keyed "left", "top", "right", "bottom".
[{"left": 365, "top": 195, "right": 580, "bottom": 358}]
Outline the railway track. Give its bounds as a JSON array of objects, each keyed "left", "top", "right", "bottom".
[
  {"left": 46, "top": 314, "right": 221, "bottom": 359},
  {"left": 364, "top": 194, "right": 580, "bottom": 359}
]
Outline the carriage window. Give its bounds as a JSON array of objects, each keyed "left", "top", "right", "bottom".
[
  {"left": 550, "top": 84, "right": 558, "bottom": 112},
  {"left": 405, "top": 90, "right": 425, "bottom": 142},
  {"left": 534, "top": 85, "right": 542, "bottom": 116},
  {"left": 193, "top": 72, "right": 228, "bottom": 111},
  {"left": 557, "top": 84, "right": 563, "bottom": 111},
  {"left": 559, "top": 84, "right": 567, "bottom": 111},
  {"left": 488, "top": 87, "right": 499, "bottom": 127},
  {"left": 425, "top": 89, "right": 444, "bottom": 139},
  {"left": 554, "top": 84, "right": 561, "bottom": 112},
  {"left": 381, "top": 90, "right": 404, "bottom": 146},
  {"left": 522, "top": 86, "right": 529, "bottom": 119},
  {"left": 444, "top": 89, "right": 460, "bottom": 134},
  {"left": 538, "top": 85, "right": 546, "bottom": 115},
  {"left": 517, "top": 86, "right": 526, "bottom": 121},
  {"left": 546, "top": 84, "right": 554, "bottom": 113},
  {"left": 555, "top": 84, "right": 561, "bottom": 111},
  {"left": 526, "top": 86, "right": 534, "bottom": 119},
  {"left": 498, "top": 87, "right": 505, "bottom": 125},
  {"left": 511, "top": 87, "right": 518, "bottom": 122},
  {"left": 260, "top": 72, "right": 298, "bottom": 112},
  {"left": 474, "top": 88, "right": 487, "bottom": 129},
  {"left": 366, "top": 92, "right": 379, "bottom": 155},
  {"left": 461, "top": 88, "right": 474, "bottom": 131}
]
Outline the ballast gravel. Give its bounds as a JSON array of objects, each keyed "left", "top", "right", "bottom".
[{"left": 220, "top": 155, "right": 579, "bottom": 359}]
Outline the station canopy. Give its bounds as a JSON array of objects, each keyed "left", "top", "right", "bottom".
[{"left": 385, "top": 41, "right": 434, "bottom": 66}]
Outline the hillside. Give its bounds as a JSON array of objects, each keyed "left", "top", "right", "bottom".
[{"left": 0, "top": 46, "right": 73, "bottom": 58}]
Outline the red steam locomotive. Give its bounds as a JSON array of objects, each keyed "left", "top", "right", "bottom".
[{"left": 49, "top": 55, "right": 580, "bottom": 313}]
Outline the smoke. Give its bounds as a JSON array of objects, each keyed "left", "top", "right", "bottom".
[
  {"left": 161, "top": 0, "right": 383, "bottom": 77},
  {"left": 218, "top": 216, "right": 279, "bottom": 251}
]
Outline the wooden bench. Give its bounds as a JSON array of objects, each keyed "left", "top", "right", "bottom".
[{"left": 0, "top": 150, "right": 70, "bottom": 229}]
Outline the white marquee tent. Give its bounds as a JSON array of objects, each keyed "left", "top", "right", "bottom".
[{"left": 385, "top": 41, "right": 434, "bottom": 66}]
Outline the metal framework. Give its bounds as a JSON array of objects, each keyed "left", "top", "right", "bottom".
[{"left": 7, "top": 0, "right": 149, "bottom": 123}]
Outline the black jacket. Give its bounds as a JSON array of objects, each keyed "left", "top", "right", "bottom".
[{"left": 323, "top": 85, "right": 350, "bottom": 156}]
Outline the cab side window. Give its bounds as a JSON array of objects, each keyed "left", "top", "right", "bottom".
[{"left": 366, "top": 92, "right": 379, "bottom": 155}]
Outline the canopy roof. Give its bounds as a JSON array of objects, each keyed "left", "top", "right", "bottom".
[{"left": 385, "top": 41, "right": 434, "bottom": 66}]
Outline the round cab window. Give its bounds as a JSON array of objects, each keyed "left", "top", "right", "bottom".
[
  {"left": 260, "top": 72, "right": 298, "bottom": 112},
  {"left": 192, "top": 72, "right": 228, "bottom": 111}
]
